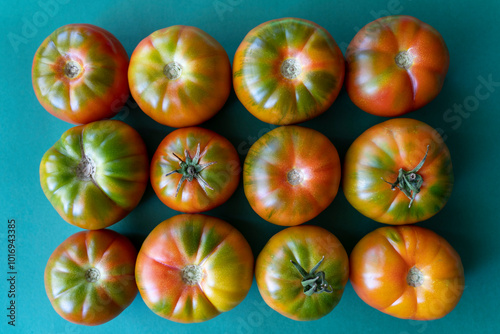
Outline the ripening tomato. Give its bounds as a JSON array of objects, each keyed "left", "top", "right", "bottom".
[
  {"left": 40, "top": 120, "right": 149, "bottom": 229},
  {"left": 243, "top": 126, "right": 341, "bottom": 226},
  {"left": 346, "top": 15, "right": 449, "bottom": 116},
  {"left": 32, "top": 24, "right": 129, "bottom": 124},
  {"left": 256, "top": 225, "right": 349, "bottom": 321},
  {"left": 233, "top": 18, "right": 345, "bottom": 125},
  {"left": 45, "top": 229, "right": 138, "bottom": 326},
  {"left": 135, "top": 214, "right": 254, "bottom": 323},
  {"left": 151, "top": 127, "right": 240, "bottom": 213},
  {"left": 343, "top": 118, "right": 453, "bottom": 225},
  {"left": 128, "top": 26, "right": 231, "bottom": 127},
  {"left": 350, "top": 226, "right": 464, "bottom": 320}
]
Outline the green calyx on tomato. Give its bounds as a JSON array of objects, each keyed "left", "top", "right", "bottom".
[
  {"left": 291, "top": 256, "right": 333, "bottom": 296},
  {"left": 382, "top": 145, "right": 430, "bottom": 208},
  {"left": 166, "top": 143, "right": 217, "bottom": 197}
]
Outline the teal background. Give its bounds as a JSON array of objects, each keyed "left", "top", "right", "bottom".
[{"left": 1, "top": 0, "right": 499, "bottom": 333}]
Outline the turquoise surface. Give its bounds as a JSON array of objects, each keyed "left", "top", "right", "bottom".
[{"left": 1, "top": 0, "right": 499, "bottom": 333}]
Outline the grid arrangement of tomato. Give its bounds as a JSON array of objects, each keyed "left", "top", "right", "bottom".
[{"left": 33, "top": 15, "right": 463, "bottom": 326}]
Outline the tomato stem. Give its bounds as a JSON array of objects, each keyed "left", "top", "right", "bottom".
[
  {"left": 382, "top": 145, "right": 429, "bottom": 208},
  {"left": 290, "top": 256, "right": 333, "bottom": 296},
  {"left": 165, "top": 143, "right": 217, "bottom": 197}
]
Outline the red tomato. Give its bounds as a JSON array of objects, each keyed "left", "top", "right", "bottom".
[
  {"left": 45, "top": 229, "right": 137, "bottom": 325},
  {"left": 346, "top": 15, "right": 449, "bottom": 116},
  {"left": 151, "top": 127, "right": 240, "bottom": 213},
  {"left": 350, "top": 226, "right": 464, "bottom": 320},
  {"left": 243, "top": 126, "right": 341, "bottom": 226},
  {"left": 135, "top": 214, "right": 254, "bottom": 323},
  {"left": 32, "top": 24, "right": 129, "bottom": 124},
  {"left": 128, "top": 26, "right": 231, "bottom": 127}
]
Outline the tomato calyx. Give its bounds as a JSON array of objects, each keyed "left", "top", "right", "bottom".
[
  {"left": 407, "top": 266, "right": 424, "bottom": 287},
  {"left": 281, "top": 58, "right": 302, "bottom": 79},
  {"left": 382, "top": 145, "right": 429, "bottom": 208},
  {"left": 166, "top": 143, "right": 217, "bottom": 197},
  {"left": 64, "top": 60, "right": 83, "bottom": 79},
  {"left": 395, "top": 51, "right": 413, "bottom": 70},
  {"left": 291, "top": 256, "right": 333, "bottom": 296},
  {"left": 85, "top": 268, "right": 100, "bottom": 283},
  {"left": 181, "top": 265, "right": 203, "bottom": 285},
  {"left": 164, "top": 62, "right": 183, "bottom": 80},
  {"left": 76, "top": 155, "right": 96, "bottom": 181}
]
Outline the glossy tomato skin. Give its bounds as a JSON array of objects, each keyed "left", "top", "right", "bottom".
[
  {"left": 135, "top": 214, "right": 254, "bottom": 323},
  {"left": 343, "top": 118, "right": 453, "bottom": 224},
  {"left": 346, "top": 15, "right": 449, "bottom": 116},
  {"left": 151, "top": 127, "right": 240, "bottom": 213},
  {"left": 350, "top": 226, "right": 464, "bottom": 320},
  {"left": 40, "top": 120, "right": 149, "bottom": 229},
  {"left": 45, "top": 229, "right": 138, "bottom": 326},
  {"left": 233, "top": 18, "right": 345, "bottom": 125},
  {"left": 244, "top": 126, "right": 341, "bottom": 226},
  {"left": 256, "top": 225, "right": 349, "bottom": 321},
  {"left": 128, "top": 26, "right": 231, "bottom": 127},
  {"left": 32, "top": 24, "right": 129, "bottom": 124}
]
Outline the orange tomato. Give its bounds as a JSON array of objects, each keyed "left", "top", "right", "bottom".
[
  {"left": 350, "top": 226, "right": 464, "bottom": 320},
  {"left": 128, "top": 26, "right": 231, "bottom": 127}
]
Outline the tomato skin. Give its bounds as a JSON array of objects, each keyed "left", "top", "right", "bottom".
[
  {"left": 32, "top": 24, "right": 129, "bottom": 124},
  {"left": 40, "top": 120, "right": 149, "bottom": 229},
  {"left": 350, "top": 226, "right": 464, "bottom": 320},
  {"left": 135, "top": 214, "right": 254, "bottom": 323},
  {"left": 243, "top": 126, "right": 341, "bottom": 226},
  {"left": 346, "top": 15, "right": 449, "bottom": 116},
  {"left": 343, "top": 118, "right": 453, "bottom": 225},
  {"left": 255, "top": 225, "right": 349, "bottom": 321},
  {"left": 45, "top": 229, "right": 138, "bottom": 326},
  {"left": 151, "top": 127, "right": 240, "bottom": 213},
  {"left": 233, "top": 18, "right": 345, "bottom": 125},
  {"left": 128, "top": 26, "right": 231, "bottom": 128}
]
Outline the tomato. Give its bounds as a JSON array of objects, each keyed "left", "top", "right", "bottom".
[
  {"left": 243, "top": 126, "right": 341, "bottom": 226},
  {"left": 135, "top": 214, "right": 254, "bottom": 323},
  {"left": 128, "top": 26, "right": 231, "bottom": 128},
  {"left": 343, "top": 118, "right": 453, "bottom": 225},
  {"left": 40, "top": 120, "right": 149, "bottom": 229},
  {"left": 151, "top": 127, "right": 240, "bottom": 213},
  {"left": 32, "top": 24, "right": 129, "bottom": 124},
  {"left": 45, "top": 229, "right": 138, "bottom": 326},
  {"left": 255, "top": 225, "right": 348, "bottom": 321},
  {"left": 350, "top": 226, "right": 464, "bottom": 320},
  {"left": 233, "top": 18, "right": 345, "bottom": 125},
  {"left": 346, "top": 15, "right": 449, "bottom": 116}
]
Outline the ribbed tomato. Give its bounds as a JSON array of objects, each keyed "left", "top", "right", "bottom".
[
  {"left": 350, "top": 226, "right": 464, "bottom": 320},
  {"left": 135, "top": 214, "right": 254, "bottom": 323},
  {"left": 233, "top": 18, "right": 345, "bottom": 125},
  {"left": 40, "top": 120, "right": 149, "bottom": 229},
  {"left": 32, "top": 24, "right": 129, "bottom": 124},
  {"left": 256, "top": 225, "right": 349, "bottom": 321},
  {"left": 243, "top": 126, "right": 341, "bottom": 226},
  {"left": 346, "top": 15, "right": 449, "bottom": 116},
  {"left": 128, "top": 26, "right": 231, "bottom": 127},
  {"left": 45, "top": 229, "right": 138, "bottom": 326},
  {"left": 150, "top": 127, "right": 240, "bottom": 213},
  {"left": 343, "top": 118, "right": 453, "bottom": 224}
]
